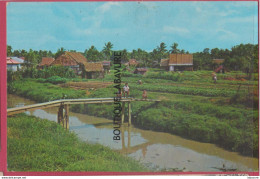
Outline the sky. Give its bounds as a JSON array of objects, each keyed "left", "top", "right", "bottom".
[{"left": 7, "top": 1, "right": 258, "bottom": 53}]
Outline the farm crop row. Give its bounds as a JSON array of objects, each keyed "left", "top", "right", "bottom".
[
  {"left": 135, "top": 103, "right": 258, "bottom": 157},
  {"left": 131, "top": 83, "right": 243, "bottom": 97}
]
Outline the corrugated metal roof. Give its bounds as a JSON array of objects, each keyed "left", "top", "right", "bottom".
[
  {"left": 7, "top": 58, "right": 21, "bottom": 64},
  {"left": 9, "top": 57, "right": 24, "bottom": 63}
]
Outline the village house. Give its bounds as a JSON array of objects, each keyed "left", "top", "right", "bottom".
[
  {"left": 160, "top": 54, "right": 193, "bottom": 71},
  {"left": 85, "top": 62, "right": 104, "bottom": 79},
  {"left": 125, "top": 59, "right": 139, "bottom": 66},
  {"left": 52, "top": 51, "right": 104, "bottom": 79},
  {"left": 160, "top": 59, "right": 169, "bottom": 71},
  {"left": 102, "top": 61, "right": 111, "bottom": 73},
  {"left": 51, "top": 51, "right": 88, "bottom": 75},
  {"left": 38, "top": 57, "right": 55, "bottom": 69},
  {"left": 212, "top": 59, "right": 225, "bottom": 73},
  {"left": 10, "top": 57, "right": 25, "bottom": 64},
  {"left": 7, "top": 57, "right": 22, "bottom": 71},
  {"left": 134, "top": 68, "right": 147, "bottom": 75}
]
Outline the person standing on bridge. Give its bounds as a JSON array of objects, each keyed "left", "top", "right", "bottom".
[
  {"left": 142, "top": 90, "right": 147, "bottom": 100},
  {"left": 123, "top": 83, "right": 130, "bottom": 97},
  {"left": 213, "top": 73, "right": 217, "bottom": 84}
]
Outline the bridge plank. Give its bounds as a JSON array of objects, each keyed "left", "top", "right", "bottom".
[{"left": 7, "top": 98, "right": 160, "bottom": 116}]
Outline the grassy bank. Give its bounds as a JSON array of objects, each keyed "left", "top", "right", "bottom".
[
  {"left": 7, "top": 70, "right": 258, "bottom": 157},
  {"left": 8, "top": 114, "right": 147, "bottom": 172},
  {"left": 8, "top": 78, "right": 86, "bottom": 102}
]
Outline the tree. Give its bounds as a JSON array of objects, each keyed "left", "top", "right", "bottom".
[
  {"left": 203, "top": 48, "right": 210, "bottom": 54},
  {"left": 121, "top": 49, "right": 129, "bottom": 61},
  {"left": 55, "top": 47, "right": 65, "bottom": 59},
  {"left": 13, "top": 50, "right": 20, "bottom": 57},
  {"left": 85, "top": 46, "right": 102, "bottom": 62},
  {"left": 7, "top": 45, "right": 12, "bottom": 56},
  {"left": 156, "top": 42, "right": 168, "bottom": 59},
  {"left": 169, "top": 43, "right": 180, "bottom": 54},
  {"left": 102, "top": 42, "right": 113, "bottom": 60},
  {"left": 25, "top": 49, "right": 38, "bottom": 68}
]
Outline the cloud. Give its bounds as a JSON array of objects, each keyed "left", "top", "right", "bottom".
[
  {"left": 163, "top": 26, "right": 190, "bottom": 35},
  {"left": 97, "top": 2, "right": 120, "bottom": 14},
  {"left": 216, "top": 28, "right": 238, "bottom": 41}
]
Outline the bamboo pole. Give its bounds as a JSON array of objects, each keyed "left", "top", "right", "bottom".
[
  {"left": 64, "top": 104, "right": 69, "bottom": 130},
  {"left": 128, "top": 102, "right": 131, "bottom": 126},
  {"left": 121, "top": 102, "right": 125, "bottom": 124},
  {"left": 127, "top": 126, "right": 131, "bottom": 148}
]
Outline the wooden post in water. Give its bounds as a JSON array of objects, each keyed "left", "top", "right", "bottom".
[
  {"left": 64, "top": 104, "right": 69, "bottom": 130},
  {"left": 127, "top": 126, "right": 131, "bottom": 148},
  {"left": 128, "top": 102, "right": 131, "bottom": 126},
  {"left": 57, "top": 104, "right": 64, "bottom": 125},
  {"left": 121, "top": 127, "right": 125, "bottom": 150},
  {"left": 121, "top": 102, "right": 125, "bottom": 124}
]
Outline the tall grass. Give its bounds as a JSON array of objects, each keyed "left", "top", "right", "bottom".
[{"left": 8, "top": 114, "right": 147, "bottom": 172}]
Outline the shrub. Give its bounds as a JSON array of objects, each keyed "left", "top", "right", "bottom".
[{"left": 46, "top": 76, "right": 67, "bottom": 84}]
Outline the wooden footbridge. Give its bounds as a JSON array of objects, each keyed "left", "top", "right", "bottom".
[{"left": 7, "top": 98, "right": 160, "bottom": 129}]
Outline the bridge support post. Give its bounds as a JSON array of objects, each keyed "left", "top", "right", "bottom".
[
  {"left": 64, "top": 104, "right": 69, "bottom": 130},
  {"left": 121, "top": 102, "right": 125, "bottom": 124},
  {"left": 128, "top": 102, "right": 131, "bottom": 126},
  {"left": 127, "top": 126, "right": 131, "bottom": 147},
  {"left": 121, "top": 126, "right": 125, "bottom": 150},
  {"left": 57, "top": 103, "right": 69, "bottom": 130},
  {"left": 57, "top": 104, "right": 64, "bottom": 125}
]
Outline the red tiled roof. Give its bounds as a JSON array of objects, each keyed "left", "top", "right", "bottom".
[{"left": 39, "top": 57, "right": 55, "bottom": 66}]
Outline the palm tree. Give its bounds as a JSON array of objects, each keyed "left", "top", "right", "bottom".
[
  {"left": 102, "top": 42, "right": 113, "bottom": 60},
  {"left": 169, "top": 43, "right": 180, "bottom": 54}
]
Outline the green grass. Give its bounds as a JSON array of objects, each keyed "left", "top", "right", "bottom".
[
  {"left": 8, "top": 114, "right": 147, "bottom": 172},
  {"left": 68, "top": 70, "right": 258, "bottom": 157},
  {"left": 8, "top": 70, "right": 258, "bottom": 158},
  {"left": 8, "top": 78, "right": 86, "bottom": 102}
]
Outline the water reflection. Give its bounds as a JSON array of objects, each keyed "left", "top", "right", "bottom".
[{"left": 7, "top": 94, "right": 259, "bottom": 172}]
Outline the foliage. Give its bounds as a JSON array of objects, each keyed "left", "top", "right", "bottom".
[
  {"left": 45, "top": 76, "right": 68, "bottom": 84},
  {"left": 8, "top": 79, "right": 86, "bottom": 102},
  {"left": 8, "top": 114, "right": 147, "bottom": 171},
  {"left": 84, "top": 46, "right": 103, "bottom": 62},
  {"left": 18, "top": 66, "right": 76, "bottom": 79},
  {"left": 135, "top": 101, "right": 258, "bottom": 156}
]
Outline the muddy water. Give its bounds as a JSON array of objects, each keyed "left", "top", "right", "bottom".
[{"left": 7, "top": 94, "right": 258, "bottom": 172}]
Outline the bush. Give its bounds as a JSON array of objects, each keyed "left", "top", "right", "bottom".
[{"left": 46, "top": 76, "right": 67, "bottom": 84}]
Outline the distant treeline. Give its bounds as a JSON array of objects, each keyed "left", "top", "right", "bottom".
[{"left": 7, "top": 42, "right": 258, "bottom": 72}]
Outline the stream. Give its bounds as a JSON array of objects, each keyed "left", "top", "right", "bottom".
[{"left": 7, "top": 94, "right": 258, "bottom": 172}]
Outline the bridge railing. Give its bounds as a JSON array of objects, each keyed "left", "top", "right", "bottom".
[{"left": 7, "top": 97, "right": 160, "bottom": 116}]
